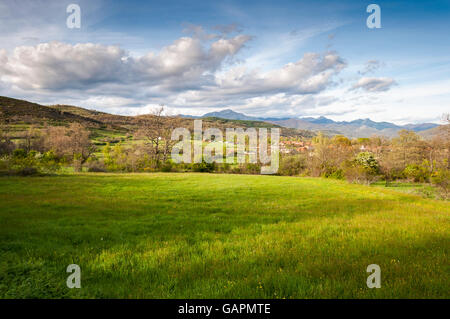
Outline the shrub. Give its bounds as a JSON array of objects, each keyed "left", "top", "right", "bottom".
[
  {"left": 38, "top": 151, "right": 60, "bottom": 173},
  {"left": 73, "top": 153, "right": 83, "bottom": 172},
  {"left": 326, "top": 168, "right": 344, "bottom": 180},
  {"left": 10, "top": 149, "right": 38, "bottom": 173},
  {"left": 343, "top": 152, "right": 380, "bottom": 184},
  {"left": 279, "top": 155, "right": 306, "bottom": 176},
  {"left": 355, "top": 152, "right": 379, "bottom": 174},
  {"left": 403, "top": 164, "right": 430, "bottom": 183},
  {"left": 343, "top": 164, "right": 367, "bottom": 184},
  {"left": 161, "top": 161, "right": 173, "bottom": 172},
  {"left": 193, "top": 160, "right": 216, "bottom": 173},
  {"left": 0, "top": 139, "right": 15, "bottom": 155},
  {"left": 218, "top": 163, "right": 231, "bottom": 173},
  {"left": 0, "top": 149, "right": 62, "bottom": 176},
  {"left": 0, "top": 156, "right": 11, "bottom": 175},
  {"left": 242, "top": 163, "right": 260, "bottom": 174},
  {"left": 16, "top": 167, "right": 39, "bottom": 176},
  {"left": 431, "top": 169, "right": 449, "bottom": 198},
  {"left": 13, "top": 148, "right": 28, "bottom": 159},
  {"left": 86, "top": 160, "right": 107, "bottom": 172}
]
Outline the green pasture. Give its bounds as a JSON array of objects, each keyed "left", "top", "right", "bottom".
[{"left": 0, "top": 173, "right": 448, "bottom": 298}]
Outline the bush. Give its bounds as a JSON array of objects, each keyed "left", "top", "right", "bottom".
[
  {"left": 403, "top": 164, "right": 430, "bottom": 183},
  {"left": 355, "top": 152, "right": 379, "bottom": 174},
  {"left": 0, "top": 139, "right": 15, "bottom": 155},
  {"left": 193, "top": 160, "right": 216, "bottom": 173},
  {"left": 38, "top": 151, "right": 60, "bottom": 173},
  {"left": 242, "top": 163, "right": 260, "bottom": 174},
  {"left": 431, "top": 169, "right": 449, "bottom": 198},
  {"left": 0, "top": 148, "right": 62, "bottom": 176},
  {"left": 161, "top": 161, "right": 173, "bottom": 172},
  {"left": 13, "top": 149, "right": 28, "bottom": 159},
  {"left": 326, "top": 168, "right": 344, "bottom": 180},
  {"left": 0, "top": 156, "right": 11, "bottom": 175},
  {"left": 343, "top": 153, "right": 380, "bottom": 184},
  {"left": 16, "top": 167, "right": 39, "bottom": 176},
  {"left": 87, "top": 160, "right": 107, "bottom": 172},
  {"left": 279, "top": 155, "right": 306, "bottom": 176},
  {"left": 343, "top": 164, "right": 367, "bottom": 183},
  {"left": 217, "top": 163, "right": 231, "bottom": 173}
]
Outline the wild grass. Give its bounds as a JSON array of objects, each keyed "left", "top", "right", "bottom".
[
  {"left": 0, "top": 173, "right": 448, "bottom": 298},
  {"left": 371, "top": 181, "right": 443, "bottom": 200}
]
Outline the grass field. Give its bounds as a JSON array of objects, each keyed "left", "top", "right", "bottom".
[{"left": 0, "top": 173, "right": 448, "bottom": 298}]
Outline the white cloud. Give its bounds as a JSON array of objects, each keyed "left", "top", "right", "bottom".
[
  {"left": 215, "top": 52, "right": 346, "bottom": 96},
  {"left": 135, "top": 35, "right": 251, "bottom": 89},
  {"left": 352, "top": 77, "right": 396, "bottom": 92},
  {"left": 1, "top": 42, "right": 128, "bottom": 90},
  {"left": 0, "top": 34, "right": 251, "bottom": 92},
  {"left": 0, "top": 38, "right": 346, "bottom": 116}
]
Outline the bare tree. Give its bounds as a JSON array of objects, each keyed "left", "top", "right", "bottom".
[
  {"left": 441, "top": 113, "right": 450, "bottom": 169},
  {"left": 135, "top": 105, "right": 183, "bottom": 167},
  {"left": 42, "top": 123, "right": 95, "bottom": 171},
  {"left": 391, "top": 130, "right": 427, "bottom": 168},
  {"left": 69, "top": 123, "right": 96, "bottom": 170},
  {"left": 0, "top": 121, "right": 15, "bottom": 155},
  {"left": 19, "top": 125, "right": 40, "bottom": 152}
]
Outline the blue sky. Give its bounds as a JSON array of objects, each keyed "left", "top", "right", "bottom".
[{"left": 0, "top": 0, "right": 449, "bottom": 123}]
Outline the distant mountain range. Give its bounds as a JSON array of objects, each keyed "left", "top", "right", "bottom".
[
  {"left": 180, "top": 109, "right": 290, "bottom": 122},
  {"left": 180, "top": 109, "right": 441, "bottom": 138}
]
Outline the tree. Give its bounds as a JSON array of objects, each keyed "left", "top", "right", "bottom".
[
  {"left": 309, "top": 132, "right": 353, "bottom": 177},
  {"left": 432, "top": 169, "right": 449, "bottom": 199},
  {"left": 42, "top": 123, "right": 95, "bottom": 171},
  {"left": 344, "top": 152, "right": 380, "bottom": 184},
  {"left": 355, "top": 152, "right": 379, "bottom": 173},
  {"left": 309, "top": 132, "right": 332, "bottom": 176},
  {"left": 440, "top": 113, "right": 450, "bottom": 169},
  {"left": 69, "top": 123, "right": 96, "bottom": 171},
  {"left": 391, "top": 130, "right": 427, "bottom": 168},
  {"left": 0, "top": 121, "right": 15, "bottom": 155},
  {"left": 135, "top": 105, "right": 183, "bottom": 167},
  {"left": 19, "top": 125, "right": 40, "bottom": 152}
]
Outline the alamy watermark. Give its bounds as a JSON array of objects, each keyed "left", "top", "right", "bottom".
[
  {"left": 66, "top": 264, "right": 81, "bottom": 288},
  {"left": 65, "top": 4, "right": 379, "bottom": 30},
  {"left": 366, "top": 264, "right": 381, "bottom": 288},
  {"left": 66, "top": 4, "right": 81, "bottom": 29},
  {"left": 366, "top": 4, "right": 381, "bottom": 29},
  {"left": 171, "top": 120, "right": 280, "bottom": 174}
]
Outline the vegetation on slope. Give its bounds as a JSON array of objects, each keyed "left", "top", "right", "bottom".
[{"left": 0, "top": 96, "right": 102, "bottom": 127}]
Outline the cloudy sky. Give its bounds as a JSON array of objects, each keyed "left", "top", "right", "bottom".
[{"left": 0, "top": 0, "right": 449, "bottom": 124}]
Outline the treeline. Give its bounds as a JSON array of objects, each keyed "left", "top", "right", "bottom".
[
  {"left": 0, "top": 123, "right": 94, "bottom": 175},
  {"left": 1, "top": 116, "right": 449, "bottom": 198},
  {"left": 278, "top": 130, "right": 449, "bottom": 197}
]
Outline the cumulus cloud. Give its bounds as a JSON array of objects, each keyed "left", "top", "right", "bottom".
[
  {"left": 0, "top": 36, "right": 345, "bottom": 110},
  {"left": 137, "top": 35, "right": 251, "bottom": 83},
  {"left": 0, "top": 35, "right": 251, "bottom": 91},
  {"left": 0, "top": 42, "right": 128, "bottom": 90},
  {"left": 215, "top": 52, "right": 346, "bottom": 96},
  {"left": 352, "top": 77, "right": 396, "bottom": 92},
  {"left": 0, "top": 16, "right": 351, "bottom": 119}
]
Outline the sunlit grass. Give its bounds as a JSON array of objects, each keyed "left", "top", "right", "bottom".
[{"left": 0, "top": 173, "right": 448, "bottom": 298}]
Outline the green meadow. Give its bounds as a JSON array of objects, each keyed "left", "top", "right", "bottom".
[{"left": 0, "top": 173, "right": 448, "bottom": 298}]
